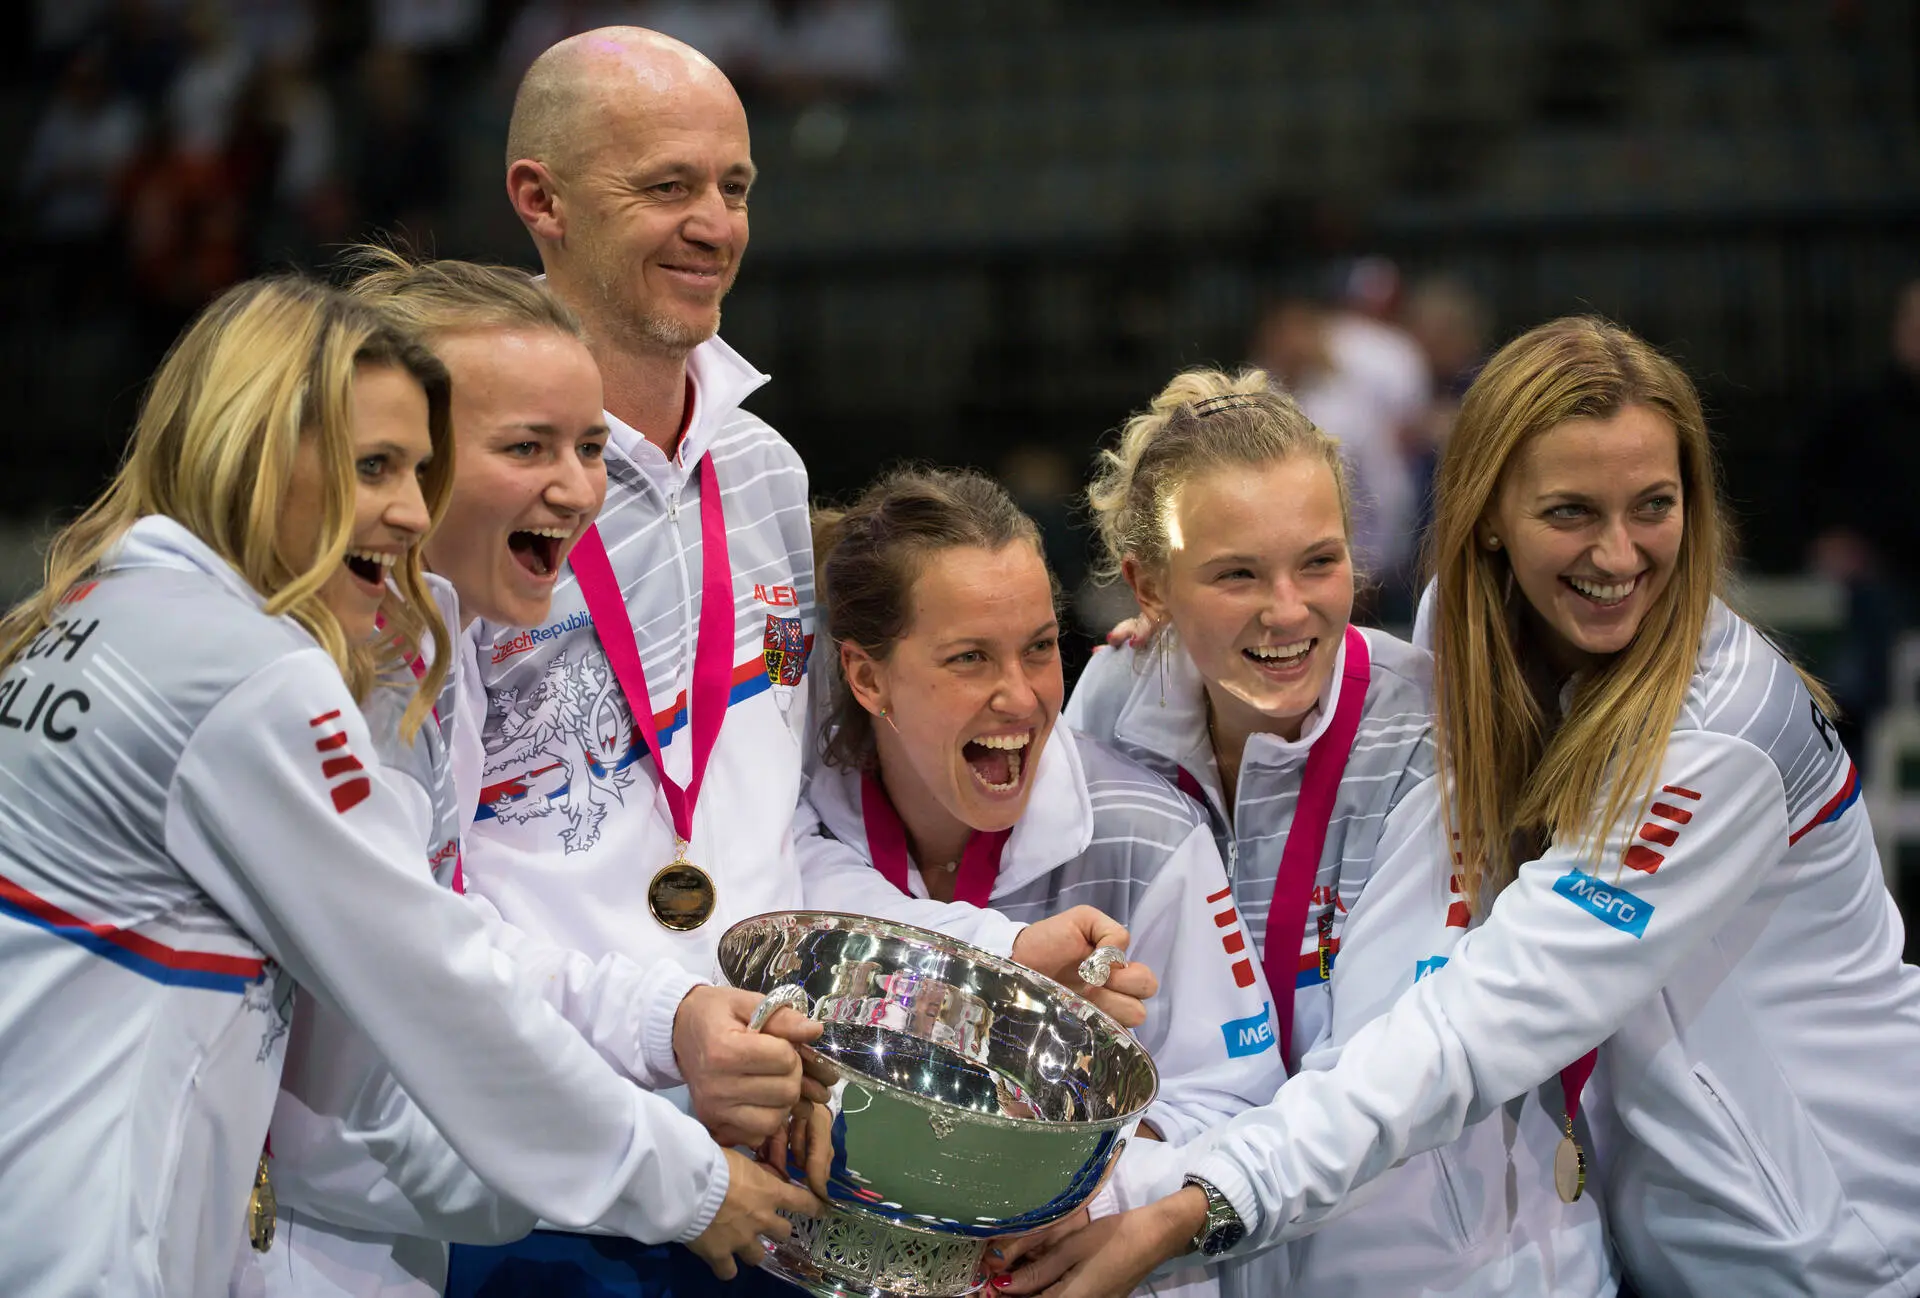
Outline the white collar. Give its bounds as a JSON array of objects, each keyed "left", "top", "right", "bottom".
[
  {"left": 104, "top": 515, "right": 271, "bottom": 609},
  {"left": 602, "top": 335, "right": 770, "bottom": 483},
  {"left": 804, "top": 723, "right": 1096, "bottom": 899}
]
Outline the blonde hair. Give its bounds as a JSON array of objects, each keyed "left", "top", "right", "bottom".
[
  {"left": 1430, "top": 316, "right": 1833, "bottom": 913},
  {"left": 1088, "top": 367, "right": 1352, "bottom": 585},
  {"left": 812, "top": 467, "right": 1049, "bottom": 771},
  {"left": 339, "top": 243, "right": 585, "bottom": 343},
  {"left": 0, "top": 276, "right": 454, "bottom": 739}
]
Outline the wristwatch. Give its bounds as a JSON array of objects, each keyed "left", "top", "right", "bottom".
[{"left": 1181, "top": 1174, "right": 1247, "bottom": 1257}]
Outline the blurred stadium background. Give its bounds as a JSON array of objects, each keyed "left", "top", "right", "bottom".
[{"left": 5, "top": 0, "right": 1919, "bottom": 930}]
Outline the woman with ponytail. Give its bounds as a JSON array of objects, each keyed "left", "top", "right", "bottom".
[
  {"left": 797, "top": 466, "right": 1285, "bottom": 1297},
  {"left": 1043, "top": 367, "right": 1613, "bottom": 1298}
]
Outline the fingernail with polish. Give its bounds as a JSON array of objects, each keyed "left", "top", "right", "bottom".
[{"left": 992, "top": 1277, "right": 1014, "bottom": 1289}]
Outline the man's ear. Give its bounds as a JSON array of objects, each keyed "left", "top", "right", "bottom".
[
  {"left": 1121, "top": 556, "right": 1169, "bottom": 626},
  {"left": 507, "top": 159, "right": 566, "bottom": 244},
  {"left": 840, "top": 641, "right": 887, "bottom": 717}
]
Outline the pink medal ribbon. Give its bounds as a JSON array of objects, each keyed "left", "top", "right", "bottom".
[
  {"left": 567, "top": 451, "right": 734, "bottom": 930},
  {"left": 860, "top": 769, "right": 1011, "bottom": 908},
  {"left": 1556, "top": 1047, "right": 1599, "bottom": 1201},
  {"left": 1179, "top": 624, "right": 1370, "bottom": 1072}
]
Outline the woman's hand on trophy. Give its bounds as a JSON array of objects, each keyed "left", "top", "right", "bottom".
[
  {"left": 980, "top": 1206, "right": 1090, "bottom": 1279},
  {"left": 1010, "top": 906, "right": 1160, "bottom": 1028},
  {"left": 999, "top": 1191, "right": 1203, "bottom": 1297},
  {"left": 674, "top": 985, "right": 831, "bottom": 1146},
  {"left": 687, "top": 1147, "right": 827, "bottom": 1280},
  {"left": 759, "top": 1094, "right": 836, "bottom": 1201}
]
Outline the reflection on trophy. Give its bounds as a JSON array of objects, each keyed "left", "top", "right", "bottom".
[{"left": 718, "top": 912, "right": 1159, "bottom": 1298}]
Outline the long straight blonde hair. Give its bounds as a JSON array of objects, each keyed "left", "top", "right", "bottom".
[
  {"left": 0, "top": 276, "right": 455, "bottom": 739},
  {"left": 1430, "top": 316, "right": 1829, "bottom": 913}
]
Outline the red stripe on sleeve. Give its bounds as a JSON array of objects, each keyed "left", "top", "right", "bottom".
[
  {"left": 1213, "top": 908, "right": 1239, "bottom": 928},
  {"left": 309, "top": 710, "right": 342, "bottom": 727},
  {"left": 1232, "top": 960, "right": 1256, "bottom": 988},
  {"left": 320, "top": 756, "right": 364, "bottom": 779},
  {"left": 1222, "top": 930, "right": 1246, "bottom": 955},
  {"left": 1650, "top": 801, "right": 1693, "bottom": 824},
  {"left": 1639, "top": 823, "right": 1678, "bottom": 847},
  {"left": 1205, "top": 885, "right": 1232, "bottom": 905},
  {"left": 1660, "top": 784, "right": 1702, "bottom": 800},
  {"left": 331, "top": 778, "right": 371, "bottom": 814},
  {"left": 314, "top": 732, "right": 348, "bottom": 752},
  {"left": 1624, "top": 845, "right": 1666, "bottom": 873}
]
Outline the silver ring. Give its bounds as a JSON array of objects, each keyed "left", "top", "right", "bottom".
[
  {"left": 1077, "top": 946, "right": 1127, "bottom": 987},
  {"left": 748, "top": 983, "right": 812, "bottom": 1032}
]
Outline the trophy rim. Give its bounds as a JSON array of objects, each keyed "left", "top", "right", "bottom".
[{"left": 719, "top": 909, "right": 1159, "bottom": 1132}]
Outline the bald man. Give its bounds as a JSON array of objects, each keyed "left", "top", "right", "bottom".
[{"left": 438, "top": 29, "right": 1151, "bottom": 1298}]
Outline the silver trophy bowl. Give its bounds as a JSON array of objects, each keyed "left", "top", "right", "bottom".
[{"left": 717, "top": 911, "right": 1159, "bottom": 1298}]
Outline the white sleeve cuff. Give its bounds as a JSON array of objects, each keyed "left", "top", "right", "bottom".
[
  {"left": 639, "top": 961, "right": 709, "bottom": 1090},
  {"left": 672, "top": 1140, "right": 731, "bottom": 1244}
]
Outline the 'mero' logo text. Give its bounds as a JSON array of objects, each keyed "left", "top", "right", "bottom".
[
  {"left": 1220, "top": 1003, "right": 1276, "bottom": 1058},
  {"left": 1553, "top": 868, "right": 1654, "bottom": 938}
]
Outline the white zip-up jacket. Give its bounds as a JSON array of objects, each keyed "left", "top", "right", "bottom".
[
  {"left": 1185, "top": 598, "right": 1920, "bottom": 1298},
  {"left": 799, "top": 725, "right": 1285, "bottom": 1175},
  {"left": 0, "top": 519, "right": 725, "bottom": 1298},
  {"left": 234, "top": 578, "right": 723, "bottom": 1298},
  {"left": 1067, "top": 628, "right": 1615, "bottom": 1298}
]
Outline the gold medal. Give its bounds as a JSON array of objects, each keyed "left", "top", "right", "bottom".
[
  {"left": 247, "top": 1150, "right": 276, "bottom": 1252},
  {"left": 649, "top": 842, "right": 716, "bottom": 931},
  {"left": 1554, "top": 1132, "right": 1586, "bottom": 1204}
]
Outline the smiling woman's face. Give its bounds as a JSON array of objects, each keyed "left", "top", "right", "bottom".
[
  {"left": 1486, "top": 402, "right": 1685, "bottom": 674},
  {"left": 851, "top": 542, "right": 1063, "bottom": 838},
  {"left": 421, "top": 327, "right": 608, "bottom": 629}
]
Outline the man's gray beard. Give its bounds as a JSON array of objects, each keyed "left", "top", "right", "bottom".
[{"left": 591, "top": 265, "right": 721, "bottom": 358}]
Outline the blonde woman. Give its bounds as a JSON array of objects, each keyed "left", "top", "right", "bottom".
[
  {"left": 1041, "top": 370, "right": 1612, "bottom": 1298},
  {"left": 1013, "top": 321, "right": 1920, "bottom": 1298},
  {"left": 0, "top": 277, "right": 814, "bottom": 1298}
]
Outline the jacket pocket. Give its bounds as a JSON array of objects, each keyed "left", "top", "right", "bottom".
[{"left": 1692, "top": 1062, "right": 1808, "bottom": 1236}]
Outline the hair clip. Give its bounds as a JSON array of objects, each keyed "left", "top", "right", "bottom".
[{"left": 1189, "top": 393, "right": 1258, "bottom": 418}]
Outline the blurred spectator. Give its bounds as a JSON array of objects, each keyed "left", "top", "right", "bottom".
[
  {"left": 348, "top": 44, "right": 452, "bottom": 242},
  {"left": 750, "top": 0, "right": 903, "bottom": 103},
  {"left": 1251, "top": 276, "right": 1429, "bottom": 617},
  {"left": 119, "top": 112, "right": 246, "bottom": 358},
  {"left": 167, "top": 0, "right": 252, "bottom": 157},
  {"left": 1801, "top": 279, "right": 1920, "bottom": 757},
  {"left": 631, "top": 0, "right": 767, "bottom": 75},
  {"left": 226, "top": 0, "right": 318, "bottom": 65},
  {"left": 20, "top": 43, "right": 144, "bottom": 318},
  {"left": 230, "top": 51, "right": 346, "bottom": 267},
  {"left": 1402, "top": 273, "right": 1493, "bottom": 567},
  {"left": 373, "top": 0, "right": 482, "bottom": 54},
  {"left": 1000, "top": 443, "right": 1100, "bottom": 686}
]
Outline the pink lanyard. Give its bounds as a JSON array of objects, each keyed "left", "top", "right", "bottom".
[
  {"left": 860, "top": 769, "right": 1011, "bottom": 908},
  {"left": 566, "top": 451, "right": 733, "bottom": 853},
  {"left": 398, "top": 640, "right": 464, "bottom": 895},
  {"left": 1562, "top": 1048, "right": 1598, "bottom": 1132},
  {"left": 1181, "top": 624, "right": 1370, "bottom": 1072}
]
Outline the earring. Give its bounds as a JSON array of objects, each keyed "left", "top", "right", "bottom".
[
  {"left": 1154, "top": 625, "right": 1171, "bottom": 708},
  {"left": 878, "top": 707, "right": 901, "bottom": 735},
  {"left": 1484, "top": 534, "right": 1502, "bottom": 551}
]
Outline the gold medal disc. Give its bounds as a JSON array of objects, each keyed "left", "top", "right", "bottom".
[
  {"left": 247, "top": 1151, "right": 277, "bottom": 1252},
  {"left": 649, "top": 858, "right": 717, "bottom": 931},
  {"left": 1554, "top": 1133, "right": 1586, "bottom": 1204}
]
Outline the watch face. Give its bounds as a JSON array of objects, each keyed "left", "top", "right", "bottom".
[{"left": 1203, "top": 1222, "right": 1248, "bottom": 1257}]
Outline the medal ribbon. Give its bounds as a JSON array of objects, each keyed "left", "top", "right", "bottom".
[
  {"left": 860, "top": 768, "right": 1012, "bottom": 907},
  {"left": 568, "top": 452, "right": 733, "bottom": 852},
  {"left": 1179, "top": 625, "right": 1370, "bottom": 1073},
  {"left": 1561, "top": 1048, "right": 1598, "bottom": 1134}
]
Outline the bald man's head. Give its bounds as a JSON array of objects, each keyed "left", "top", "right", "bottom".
[
  {"left": 504, "top": 26, "right": 755, "bottom": 360},
  {"left": 506, "top": 27, "right": 738, "bottom": 176}
]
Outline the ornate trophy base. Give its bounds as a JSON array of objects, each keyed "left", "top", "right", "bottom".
[{"left": 764, "top": 1208, "right": 987, "bottom": 1298}]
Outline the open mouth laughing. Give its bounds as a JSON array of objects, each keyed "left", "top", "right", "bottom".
[
  {"left": 507, "top": 527, "right": 570, "bottom": 579},
  {"left": 961, "top": 729, "right": 1033, "bottom": 795},
  {"left": 344, "top": 548, "right": 396, "bottom": 592},
  {"left": 1243, "top": 638, "right": 1314, "bottom": 677}
]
